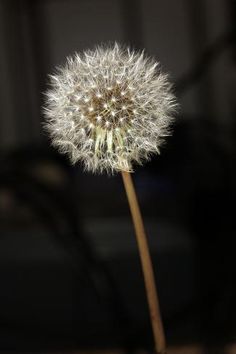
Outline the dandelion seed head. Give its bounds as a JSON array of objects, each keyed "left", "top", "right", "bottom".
[{"left": 44, "top": 43, "right": 177, "bottom": 173}]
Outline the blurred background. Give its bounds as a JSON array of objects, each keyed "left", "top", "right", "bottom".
[{"left": 0, "top": 0, "right": 235, "bottom": 353}]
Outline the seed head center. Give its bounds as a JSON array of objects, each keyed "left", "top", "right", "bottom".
[{"left": 79, "top": 83, "right": 135, "bottom": 129}]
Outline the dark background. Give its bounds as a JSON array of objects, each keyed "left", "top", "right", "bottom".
[{"left": 0, "top": 0, "right": 235, "bottom": 353}]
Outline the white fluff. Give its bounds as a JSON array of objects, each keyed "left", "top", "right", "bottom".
[{"left": 44, "top": 43, "right": 177, "bottom": 174}]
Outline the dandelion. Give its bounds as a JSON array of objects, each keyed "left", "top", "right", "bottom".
[
  {"left": 44, "top": 43, "right": 178, "bottom": 354},
  {"left": 44, "top": 43, "right": 177, "bottom": 174}
]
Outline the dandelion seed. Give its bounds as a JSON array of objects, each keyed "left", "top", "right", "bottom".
[{"left": 44, "top": 43, "right": 177, "bottom": 173}]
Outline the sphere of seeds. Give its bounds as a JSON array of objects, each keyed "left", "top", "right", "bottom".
[{"left": 44, "top": 43, "right": 177, "bottom": 173}]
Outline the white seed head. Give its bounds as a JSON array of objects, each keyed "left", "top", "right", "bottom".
[{"left": 44, "top": 43, "right": 177, "bottom": 174}]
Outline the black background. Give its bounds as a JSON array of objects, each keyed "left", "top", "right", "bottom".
[{"left": 0, "top": 0, "right": 235, "bottom": 352}]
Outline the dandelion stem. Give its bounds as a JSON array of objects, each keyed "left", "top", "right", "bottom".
[{"left": 121, "top": 170, "right": 166, "bottom": 354}]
